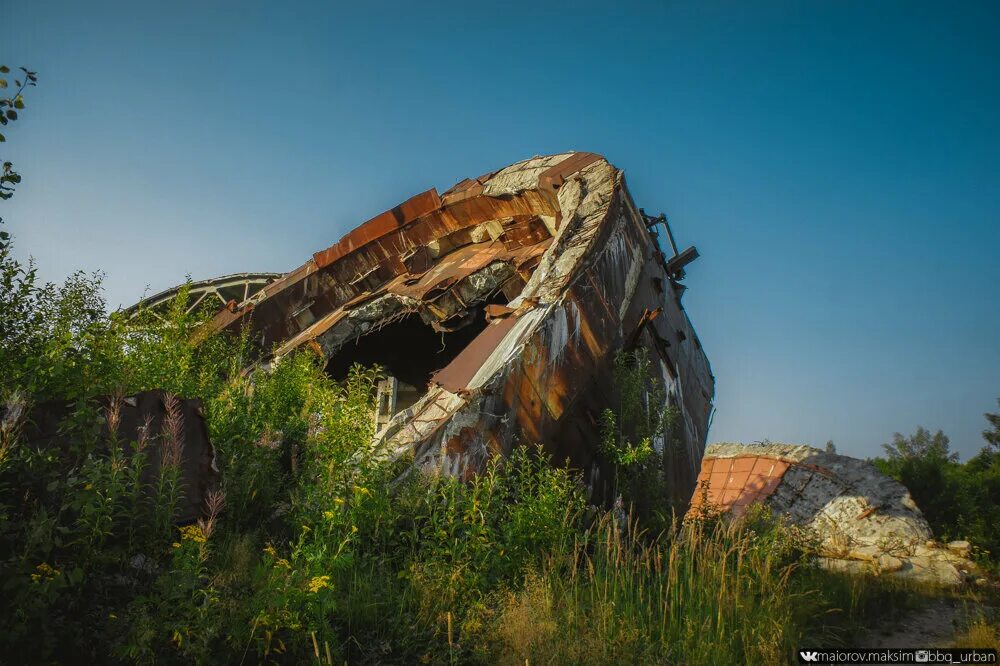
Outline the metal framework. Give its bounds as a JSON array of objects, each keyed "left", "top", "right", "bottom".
[{"left": 124, "top": 273, "right": 281, "bottom": 320}]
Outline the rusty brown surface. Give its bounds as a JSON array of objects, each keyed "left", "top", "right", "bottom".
[
  {"left": 196, "top": 152, "right": 716, "bottom": 506},
  {"left": 432, "top": 315, "right": 521, "bottom": 394},
  {"left": 15, "top": 390, "right": 219, "bottom": 524},
  {"left": 688, "top": 454, "right": 791, "bottom": 516},
  {"left": 312, "top": 188, "right": 443, "bottom": 269}
]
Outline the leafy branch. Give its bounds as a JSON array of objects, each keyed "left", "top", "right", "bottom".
[
  {"left": 0, "top": 65, "right": 38, "bottom": 202},
  {"left": 600, "top": 348, "right": 669, "bottom": 480}
]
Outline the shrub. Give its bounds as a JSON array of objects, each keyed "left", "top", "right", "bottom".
[{"left": 873, "top": 426, "right": 1000, "bottom": 567}]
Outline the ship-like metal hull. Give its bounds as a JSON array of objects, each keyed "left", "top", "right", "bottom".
[{"left": 202, "top": 153, "right": 715, "bottom": 504}]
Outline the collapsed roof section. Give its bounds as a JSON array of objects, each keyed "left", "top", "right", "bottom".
[
  {"left": 201, "top": 152, "right": 715, "bottom": 503},
  {"left": 687, "top": 443, "right": 979, "bottom": 584}
]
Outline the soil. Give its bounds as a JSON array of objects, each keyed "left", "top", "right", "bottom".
[{"left": 861, "top": 597, "right": 989, "bottom": 648}]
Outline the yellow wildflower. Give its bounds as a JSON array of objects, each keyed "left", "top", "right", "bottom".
[
  {"left": 307, "top": 575, "right": 330, "bottom": 593},
  {"left": 172, "top": 542, "right": 181, "bottom": 549},
  {"left": 179, "top": 524, "right": 206, "bottom": 543},
  {"left": 263, "top": 543, "right": 277, "bottom": 557},
  {"left": 275, "top": 558, "right": 291, "bottom": 569},
  {"left": 31, "top": 562, "right": 59, "bottom": 583},
  {"left": 323, "top": 510, "right": 334, "bottom": 520}
]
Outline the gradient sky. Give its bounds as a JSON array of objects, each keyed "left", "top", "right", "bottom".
[{"left": 4, "top": 1, "right": 998, "bottom": 459}]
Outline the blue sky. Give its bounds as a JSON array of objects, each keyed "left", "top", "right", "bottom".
[{"left": 4, "top": 1, "right": 998, "bottom": 459}]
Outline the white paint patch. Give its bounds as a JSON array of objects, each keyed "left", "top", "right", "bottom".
[
  {"left": 547, "top": 305, "right": 570, "bottom": 362},
  {"left": 655, "top": 358, "right": 678, "bottom": 455},
  {"left": 539, "top": 215, "right": 558, "bottom": 236},
  {"left": 618, "top": 253, "right": 642, "bottom": 322}
]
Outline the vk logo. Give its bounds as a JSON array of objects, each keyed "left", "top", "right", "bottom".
[{"left": 800, "top": 651, "right": 820, "bottom": 662}]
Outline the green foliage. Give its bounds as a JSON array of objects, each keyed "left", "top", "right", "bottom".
[
  {"left": 600, "top": 349, "right": 666, "bottom": 470},
  {"left": 0, "top": 228, "right": 956, "bottom": 663},
  {"left": 0, "top": 242, "right": 238, "bottom": 403},
  {"left": 881, "top": 426, "right": 958, "bottom": 463},
  {"left": 599, "top": 348, "right": 682, "bottom": 527},
  {"left": 873, "top": 424, "right": 1000, "bottom": 568},
  {"left": 984, "top": 399, "right": 1000, "bottom": 450},
  {"left": 0, "top": 64, "right": 37, "bottom": 199},
  {"left": 463, "top": 506, "right": 915, "bottom": 666}
]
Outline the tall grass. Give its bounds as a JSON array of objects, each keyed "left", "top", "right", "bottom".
[{"left": 447, "top": 506, "right": 916, "bottom": 666}]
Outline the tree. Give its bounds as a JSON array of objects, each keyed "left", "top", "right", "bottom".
[
  {"left": 824, "top": 440, "right": 836, "bottom": 454},
  {"left": 874, "top": 428, "right": 964, "bottom": 547},
  {"left": 984, "top": 398, "right": 1000, "bottom": 450},
  {"left": 0, "top": 64, "right": 41, "bottom": 389},
  {"left": 874, "top": 425, "right": 999, "bottom": 565},
  {"left": 881, "top": 426, "right": 958, "bottom": 463},
  {"left": 0, "top": 64, "right": 38, "bottom": 203}
]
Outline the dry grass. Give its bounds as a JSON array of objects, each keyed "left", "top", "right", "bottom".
[{"left": 951, "top": 617, "right": 1000, "bottom": 650}]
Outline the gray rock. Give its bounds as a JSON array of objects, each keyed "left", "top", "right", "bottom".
[
  {"left": 946, "top": 540, "right": 971, "bottom": 557},
  {"left": 876, "top": 554, "right": 904, "bottom": 573}
]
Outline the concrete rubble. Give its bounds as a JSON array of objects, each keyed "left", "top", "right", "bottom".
[{"left": 688, "top": 443, "right": 979, "bottom": 585}]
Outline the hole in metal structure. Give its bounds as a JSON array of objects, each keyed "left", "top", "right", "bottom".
[{"left": 324, "top": 293, "right": 508, "bottom": 414}]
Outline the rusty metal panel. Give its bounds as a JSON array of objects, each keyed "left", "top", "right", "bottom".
[
  {"left": 688, "top": 453, "right": 791, "bottom": 514},
  {"left": 402, "top": 245, "right": 434, "bottom": 275},
  {"left": 441, "top": 179, "right": 484, "bottom": 205},
  {"left": 431, "top": 316, "right": 520, "bottom": 393},
  {"left": 14, "top": 391, "right": 219, "bottom": 524},
  {"left": 312, "top": 188, "right": 442, "bottom": 269}
]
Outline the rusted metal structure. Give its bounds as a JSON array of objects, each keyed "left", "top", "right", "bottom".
[
  {"left": 201, "top": 153, "right": 715, "bottom": 504},
  {"left": 7, "top": 390, "right": 218, "bottom": 524},
  {"left": 124, "top": 273, "right": 281, "bottom": 320}
]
